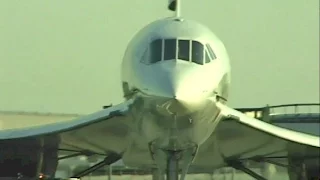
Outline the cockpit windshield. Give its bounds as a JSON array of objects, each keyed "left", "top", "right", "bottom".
[
  {"left": 149, "top": 39, "right": 162, "bottom": 64},
  {"left": 143, "top": 38, "right": 217, "bottom": 65},
  {"left": 191, "top": 41, "right": 204, "bottom": 65},
  {"left": 164, "top": 39, "right": 176, "bottom": 60},
  {"left": 178, "top": 40, "right": 189, "bottom": 61}
]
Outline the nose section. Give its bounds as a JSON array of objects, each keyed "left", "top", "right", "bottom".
[
  {"left": 165, "top": 63, "right": 209, "bottom": 100},
  {"left": 157, "top": 61, "right": 210, "bottom": 114},
  {"left": 166, "top": 73, "right": 208, "bottom": 112}
]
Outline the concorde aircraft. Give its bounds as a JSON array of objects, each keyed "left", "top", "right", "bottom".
[{"left": 0, "top": 0, "right": 319, "bottom": 179}]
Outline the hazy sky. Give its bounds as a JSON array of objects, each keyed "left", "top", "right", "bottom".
[{"left": 0, "top": 0, "right": 319, "bottom": 114}]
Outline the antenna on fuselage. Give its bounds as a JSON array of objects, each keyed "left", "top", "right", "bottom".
[{"left": 168, "top": 0, "right": 181, "bottom": 18}]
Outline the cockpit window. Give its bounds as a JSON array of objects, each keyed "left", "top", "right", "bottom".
[
  {"left": 205, "top": 49, "right": 211, "bottom": 63},
  {"left": 191, "top": 41, "right": 204, "bottom": 65},
  {"left": 164, "top": 39, "right": 176, "bottom": 60},
  {"left": 149, "top": 39, "right": 162, "bottom": 63},
  {"left": 178, "top": 40, "right": 190, "bottom": 61},
  {"left": 206, "top": 44, "right": 217, "bottom": 60},
  {"left": 144, "top": 39, "right": 217, "bottom": 65}
]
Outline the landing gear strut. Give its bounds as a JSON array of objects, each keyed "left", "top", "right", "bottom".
[
  {"left": 150, "top": 144, "right": 198, "bottom": 180},
  {"left": 227, "top": 160, "right": 267, "bottom": 180},
  {"left": 71, "top": 153, "right": 121, "bottom": 178},
  {"left": 166, "top": 151, "right": 180, "bottom": 180}
]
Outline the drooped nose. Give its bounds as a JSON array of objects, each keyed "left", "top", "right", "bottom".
[
  {"left": 165, "top": 62, "right": 210, "bottom": 98},
  {"left": 151, "top": 61, "right": 211, "bottom": 115},
  {"left": 140, "top": 60, "right": 212, "bottom": 97},
  {"left": 167, "top": 72, "right": 209, "bottom": 110}
]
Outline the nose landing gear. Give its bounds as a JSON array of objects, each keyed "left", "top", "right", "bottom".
[
  {"left": 149, "top": 143, "right": 198, "bottom": 180},
  {"left": 166, "top": 151, "right": 180, "bottom": 180}
]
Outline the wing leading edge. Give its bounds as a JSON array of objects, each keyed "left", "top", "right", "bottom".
[
  {"left": 216, "top": 102, "right": 319, "bottom": 160},
  {"left": 217, "top": 102, "right": 319, "bottom": 148},
  {"left": 0, "top": 99, "right": 134, "bottom": 155},
  {"left": 193, "top": 102, "right": 319, "bottom": 170}
]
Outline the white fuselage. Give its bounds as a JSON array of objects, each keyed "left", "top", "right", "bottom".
[{"left": 121, "top": 17, "right": 231, "bottom": 160}]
